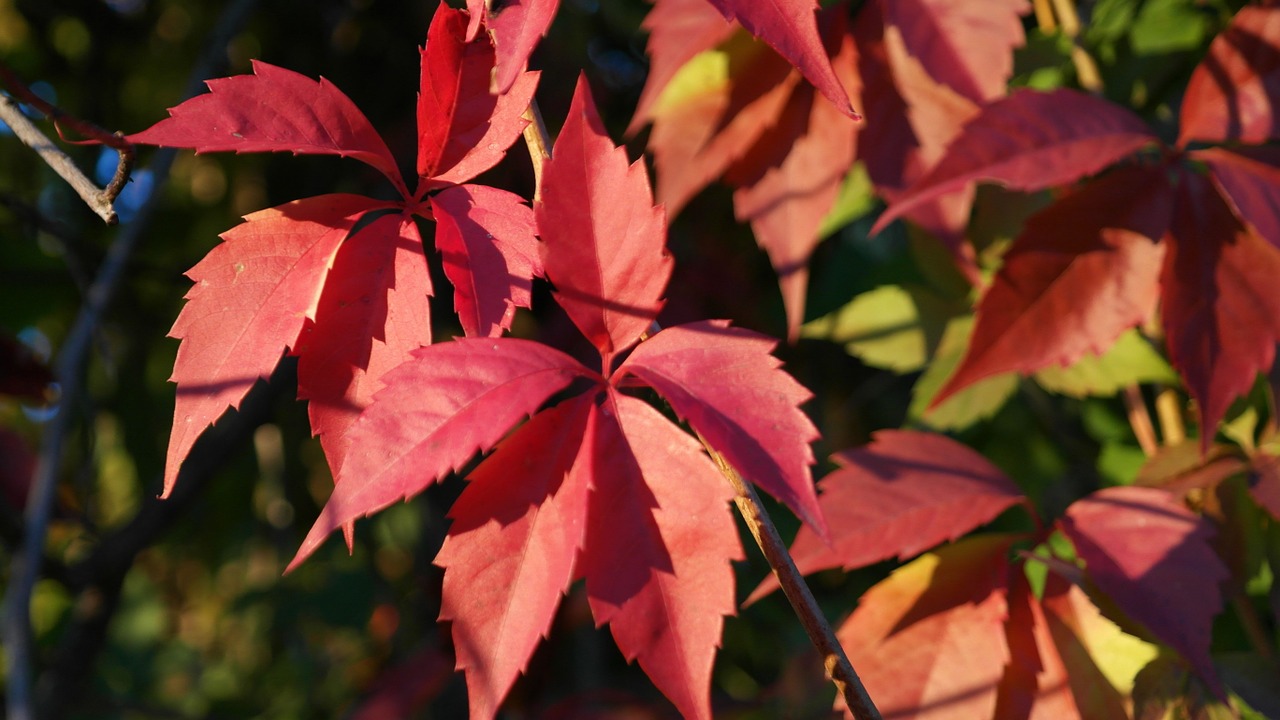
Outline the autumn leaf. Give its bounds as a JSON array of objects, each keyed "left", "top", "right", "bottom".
[
  {"left": 537, "top": 75, "right": 670, "bottom": 369},
  {"left": 838, "top": 534, "right": 1014, "bottom": 720},
  {"left": 1178, "top": 5, "right": 1280, "bottom": 147},
  {"left": 1160, "top": 169, "right": 1280, "bottom": 450},
  {"left": 130, "top": 3, "right": 541, "bottom": 495},
  {"left": 873, "top": 88, "right": 1156, "bottom": 235},
  {"left": 933, "top": 165, "right": 1171, "bottom": 405},
  {"left": 750, "top": 430, "right": 1024, "bottom": 603},
  {"left": 1196, "top": 145, "right": 1280, "bottom": 252},
  {"left": 1058, "top": 486, "right": 1228, "bottom": 696}
]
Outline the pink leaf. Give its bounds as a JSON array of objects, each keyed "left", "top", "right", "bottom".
[
  {"left": 430, "top": 184, "right": 541, "bottom": 338},
  {"left": 128, "top": 61, "right": 403, "bottom": 193},
  {"left": 417, "top": 4, "right": 539, "bottom": 185},
  {"left": 1178, "top": 6, "right": 1280, "bottom": 146},
  {"left": 1059, "top": 486, "right": 1227, "bottom": 695},
  {"left": 295, "top": 213, "right": 432, "bottom": 476},
  {"left": 934, "top": 165, "right": 1171, "bottom": 404},
  {"left": 287, "top": 338, "right": 598, "bottom": 571},
  {"left": 838, "top": 534, "right": 1013, "bottom": 720},
  {"left": 537, "top": 75, "right": 670, "bottom": 368},
  {"left": 628, "top": 0, "right": 736, "bottom": 135},
  {"left": 582, "top": 392, "right": 741, "bottom": 720},
  {"left": 1196, "top": 145, "right": 1280, "bottom": 252},
  {"left": 705, "top": 0, "right": 857, "bottom": 118},
  {"left": 164, "top": 194, "right": 385, "bottom": 497},
  {"left": 489, "top": 0, "right": 560, "bottom": 95},
  {"left": 617, "top": 320, "right": 824, "bottom": 535},
  {"left": 873, "top": 89, "right": 1156, "bottom": 235},
  {"left": 1161, "top": 169, "right": 1280, "bottom": 450},
  {"left": 437, "top": 397, "right": 594, "bottom": 719},
  {"left": 879, "top": 0, "right": 1028, "bottom": 104},
  {"left": 749, "top": 430, "right": 1024, "bottom": 604}
]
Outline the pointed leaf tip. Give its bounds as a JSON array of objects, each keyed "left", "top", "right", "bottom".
[{"left": 537, "top": 75, "right": 671, "bottom": 367}]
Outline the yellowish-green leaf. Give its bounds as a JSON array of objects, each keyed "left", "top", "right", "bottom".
[
  {"left": 909, "top": 315, "right": 1017, "bottom": 430},
  {"left": 1033, "top": 329, "right": 1177, "bottom": 398},
  {"left": 803, "top": 284, "right": 964, "bottom": 373},
  {"left": 817, "top": 162, "right": 875, "bottom": 238}
]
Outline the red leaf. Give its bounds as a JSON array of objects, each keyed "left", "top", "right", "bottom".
[
  {"left": 163, "top": 194, "right": 385, "bottom": 497},
  {"left": 838, "top": 534, "right": 1013, "bottom": 720},
  {"left": 430, "top": 184, "right": 541, "bottom": 338},
  {"left": 287, "top": 338, "right": 598, "bottom": 571},
  {"left": 997, "top": 572, "right": 1134, "bottom": 720},
  {"left": 1058, "top": 486, "right": 1227, "bottom": 695},
  {"left": 994, "top": 576, "right": 1083, "bottom": 720},
  {"left": 618, "top": 319, "right": 824, "bottom": 535},
  {"left": 749, "top": 430, "right": 1023, "bottom": 603},
  {"left": 935, "top": 166, "right": 1171, "bottom": 404},
  {"left": 704, "top": 0, "right": 857, "bottom": 118},
  {"left": 488, "top": 0, "right": 560, "bottom": 95},
  {"left": 1178, "top": 6, "right": 1280, "bottom": 147},
  {"left": 728, "top": 12, "right": 859, "bottom": 338},
  {"left": 417, "top": 4, "right": 539, "bottom": 185},
  {"left": 582, "top": 392, "right": 741, "bottom": 720},
  {"left": 873, "top": 89, "right": 1156, "bottom": 235},
  {"left": 1196, "top": 145, "right": 1280, "bottom": 252},
  {"left": 649, "top": 40, "right": 801, "bottom": 217},
  {"left": 628, "top": 0, "right": 735, "bottom": 135},
  {"left": 1161, "top": 169, "right": 1280, "bottom": 449},
  {"left": 437, "top": 397, "right": 595, "bottom": 719},
  {"left": 128, "top": 61, "right": 404, "bottom": 194},
  {"left": 879, "top": 0, "right": 1028, "bottom": 104},
  {"left": 537, "top": 76, "right": 670, "bottom": 368},
  {"left": 294, "top": 213, "right": 432, "bottom": 476},
  {"left": 1250, "top": 451, "right": 1280, "bottom": 520}
]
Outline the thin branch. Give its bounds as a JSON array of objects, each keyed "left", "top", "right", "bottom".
[
  {"left": 0, "top": 93, "right": 127, "bottom": 225},
  {"left": 2, "top": 1, "right": 260, "bottom": 717},
  {"left": 523, "top": 92, "right": 881, "bottom": 718},
  {"left": 520, "top": 99, "right": 551, "bottom": 202},
  {"left": 1123, "top": 385, "right": 1159, "bottom": 456}
]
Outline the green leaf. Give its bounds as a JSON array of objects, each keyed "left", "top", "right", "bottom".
[
  {"left": 1033, "top": 329, "right": 1177, "bottom": 398},
  {"left": 1129, "top": 0, "right": 1212, "bottom": 55},
  {"left": 801, "top": 284, "right": 963, "bottom": 372},
  {"left": 909, "top": 315, "right": 1017, "bottom": 430}
]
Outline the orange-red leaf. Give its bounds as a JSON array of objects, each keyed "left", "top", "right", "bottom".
[
  {"left": 873, "top": 89, "right": 1155, "bottom": 235},
  {"left": 935, "top": 166, "right": 1171, "bottom": 404},
  {"left": 629, "top": 0, "right": 735, "bottom": 135},
  {"left": 417, "top": 4, "right": 538, "bottom": 185},
  {"left": 618, "top": 319, "right": 823, "bottom": 535},
  {"left": 750, "top": 430, "right": 1023, "bottom": 603},
  {"left": 128, "top": 61, "right": 403, "bottom": 193},
  {"left": 582, "top": 392, "right": 741, "bottom": 720},
  {"left": 294, "top": 213, "right": 432, "bottom": 476},
  {"left": 1059, "top": 486, "right": 1227, "bottom": 695},
  {"left": 163, "top": 194, "right": 386, "bottom": 497},
  {"left": 288, "top": 338, "right": 598, "bottom": 571},
  {"left": 431, "top": 184, "right": 540, "bottom": 338},
  {"left": 879, "top": 0, "right": 1028, "bottom": 104},
  {"left": 838, "top": 534, "right": 1013, "bottom": 720},
  {"left": 1161, "top": 169, "right": 1280, "bottom": 449},
  {"left": 1178, "top": 6, "right": 1280, "bottom": 147},
  {"left": 437, "top": 397, "right": 594, "bottom": 720},
  {"left": 537, "top": 76, "right": 670, "bottom": 368},
  {"left": 705, "top": 0, "right": 856, "bottom": 118}
]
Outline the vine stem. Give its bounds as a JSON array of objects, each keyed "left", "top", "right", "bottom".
[
  {"left": 515, "top": 85, "right": 880, "bottom": 717},
  {"left": 1122, "top": 385, "right": 1159, "bottom": 456}
]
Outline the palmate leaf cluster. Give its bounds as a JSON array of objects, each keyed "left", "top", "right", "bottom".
[{"left": 4, "top": 0, "right": 1280, "bottom": 718}]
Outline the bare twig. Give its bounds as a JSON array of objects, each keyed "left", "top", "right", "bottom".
[
  {"left": 520, "top": 99, "right": 551, "bottom": 201},
  {"left": 0, "top": 92, "right": 129, "bottom": 225},
  {"left": 1, "top": 1, "right": 260, "bottom": 717}
]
